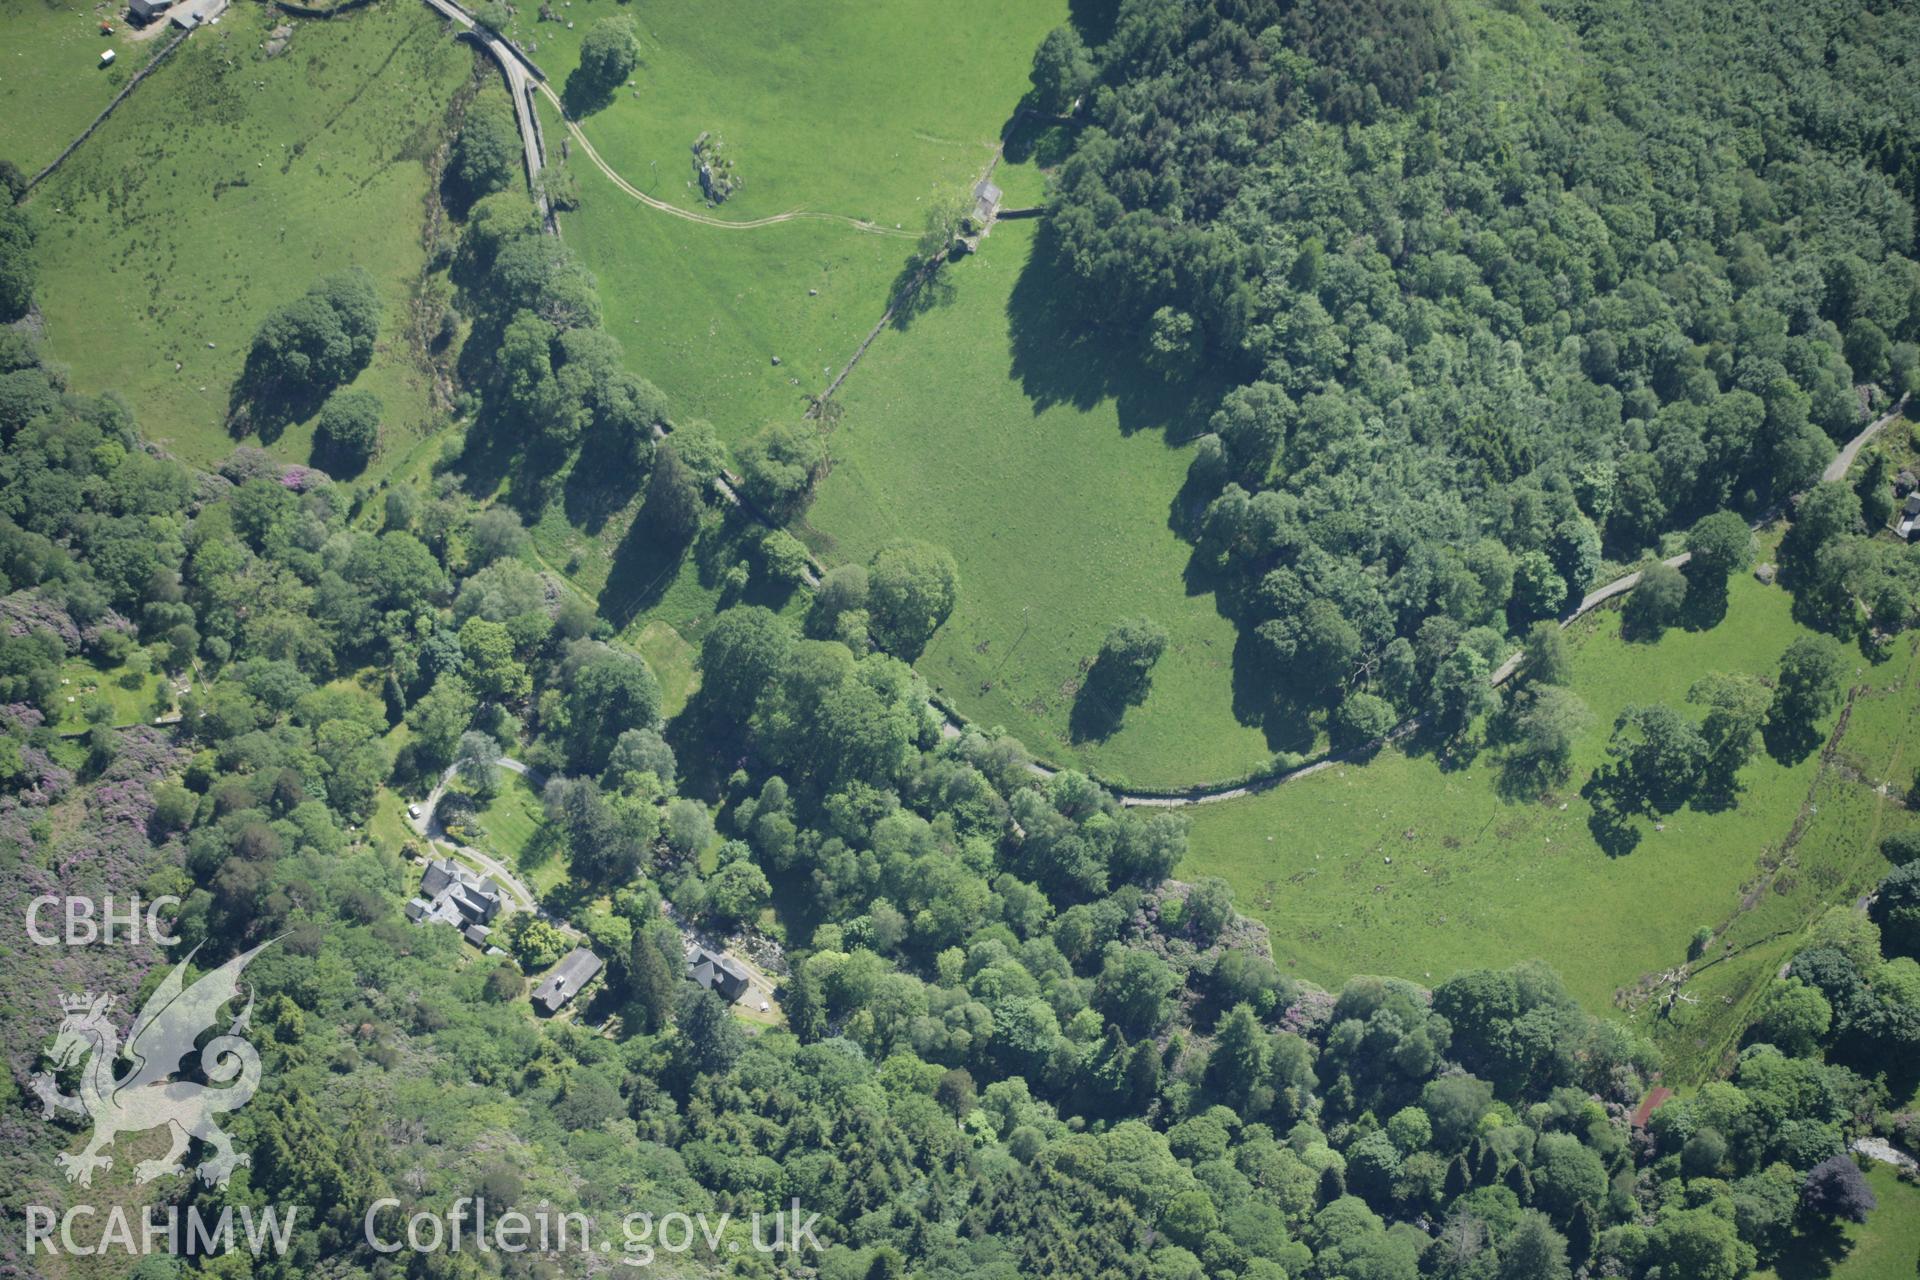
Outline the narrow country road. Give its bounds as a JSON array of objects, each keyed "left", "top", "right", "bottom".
[
  {"left": 1824, "top": 395, "right": 1907, "bottom": 483},
  {"left": 400, "top": 0, "right": 1912, "bottom": 812},
  {"left": 420, "top": 0, "right": 553, "bottom": 231},
  {"left": 1081, "top": 398, "right": 1911, "bottom": 808}
]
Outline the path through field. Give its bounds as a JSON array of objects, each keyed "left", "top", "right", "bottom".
[
  {"left": 533, "top": 80, "right": 919, "bottom": 238},
  {"left": 402, "top": 0, "right": 1911, "bottom": 810},
  {"left": 1103, "top": 398, "right": 1911, "bottom": 806}
]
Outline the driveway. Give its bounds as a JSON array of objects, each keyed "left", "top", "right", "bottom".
[{"left": 404, "top": 757, "right": 568, "bottom": 930}]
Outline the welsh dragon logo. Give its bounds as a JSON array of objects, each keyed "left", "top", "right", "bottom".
[{"left": 30, "top": 940, "right": 272, "bottom": 1188}]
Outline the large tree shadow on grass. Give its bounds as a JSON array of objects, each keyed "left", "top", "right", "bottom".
[
  {"left": 308, "top": 435, "right": 369, "bottom": 482},
  {"left": 563, "top": 426, "right": 646, "bottom": 537},
  {"left": 560, "top": 71, "right": 617, "bottom": 122},
  {"left": 999, "top": 112, "right": 1081, "bottom": 168},
  {"left": 1765, "top": 1218, "right": 1859, "bottom": 1280},
  {"left": 1581, "top": 773, "right": 1644, "bottom": 857},
  {"left": 886, "top": 252, "right": 959, "bottom": 332},
  {"left": 226, "top": 360, "right": 329, "bottom": 448},
  {"left": 601, "top": 504, "right": 789, "bottom": 632},
  {"left": 1068, "top": 649, "right": 1152, "bottom": 744},
  {"left": 1763, "top": 717, "right": 1826, "bottom": 767},
  {"left": 1678, "top": 573, "right": 1731, "bottom": 631},
  {"left": 602, "top": 516, "right": 693, "bottom": 631},
  {"left": 1005, "top": 222, "right": 1235, "bottom": 441},
  {"left": 1068, "top": 687, "right": 1126, "bottom": 743},
  {"left": 1224, "top": 629, "right": 1321, "bottom": 757}
]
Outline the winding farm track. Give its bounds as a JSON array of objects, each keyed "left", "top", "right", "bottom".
[
  {"left": 531, "top": 81, "right": 919, "bottom": 239},
  {"left": 1823, "top": 396, "right": 1906, "bottom": 482},
  {"left": 1089, "top": 397, "right": 1911, "bottom": 808},
  {"left": 418, "top": 0, "right": 916, "bottom": 238},
  {"left": 409, "top": 758, "right": 576, "bottom": 929},
  {"left": 410, "top": 0, "right": 1907, "bottom": 810}
]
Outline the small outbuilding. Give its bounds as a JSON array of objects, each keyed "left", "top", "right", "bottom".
[
  {"left": 1899, "top": 493, "right": 1920, "bottom": 541},
  {"left": 971, "top": 178, "right": 1003, "bottom": 227},
  {"left": 99, "top": 47, "right": 117, "bottom": 65},
  {"left": 127, "top": 0, "right": 169, "bottom": 24},
  {"left": 532, "top": 947, "right": 603, "bottom": 1015}
]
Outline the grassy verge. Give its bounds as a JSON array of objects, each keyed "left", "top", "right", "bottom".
[
  {"left": 29, "top": 0, "right": 468, "bottom": 470},
  {"left": 805, "top": 218, "right": 1273, "bottom": 788}
]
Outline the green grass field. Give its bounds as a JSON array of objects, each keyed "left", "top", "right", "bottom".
[
  {"left": 555, "top": 154, "right": 905, "bottom": 443},
  {"left": 1653, "top": 625, "right": 1920, "bottom": 1080},
  {"left": 804, "top": 218, "right": 1272, "bottom": 788},
  {"left": 504, "top": 0, "right": 1062, "bottom": 226},
  {"left": 539, "top": 0, "right": 1067, "bottom": 443},
  {"left": 1757, "top": 1164, "right": 1920, "bottom": 1280},
  {"left": 368, "top": 787, "right": 420, "bottom": 859},
  {"left": 0, "top": 0, "right": 161, "bottom": 175},
  {"left": 1181, "top": 572, "right": 1918, "bottom": 1082},
  {"left": 27, "top": 0, "right": 468, "bottom": 470},
  {"left": 633, "top": 618, "right": 698, "bottom": 718}
]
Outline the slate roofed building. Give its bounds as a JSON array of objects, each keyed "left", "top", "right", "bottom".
[
  {"left": 1900, "top": 492, "right": 1920, "bottom": 541},
  {"left": 128, "top": 0, "right": 172, "bottom": 22},
  {"left": 972, "top": 178, "right": 1002, "bottom": 226},
  {"left": 690, "top": 948, "right": 752, "bottom": 1003},
  {"left": 532, "top": 947, "right": 603, "bottom": 1015},
  {"left": 408, "top": 857, "right": 503, "bottom": 937}
]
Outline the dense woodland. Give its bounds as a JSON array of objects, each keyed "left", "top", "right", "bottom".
[
  {"left": 1, "top": 247, "right": 1917, "bottom": 1280},
  {"left": 4, "top": 1, "right": 1920, "bottom": 1278},
  {"left": 1039, "top": 0, "right": 1920, "bottom": 746}
]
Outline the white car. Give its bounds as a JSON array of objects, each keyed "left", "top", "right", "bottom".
[{"left": 407, "top": 804, "right": 422, "bottom": 820}]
